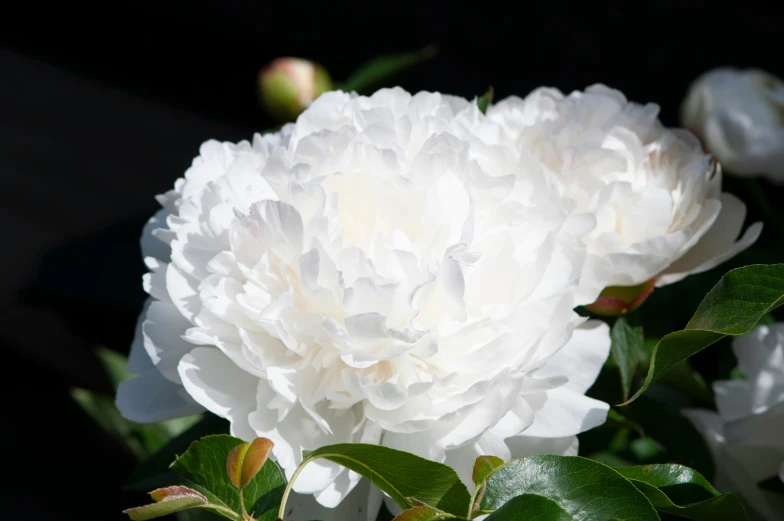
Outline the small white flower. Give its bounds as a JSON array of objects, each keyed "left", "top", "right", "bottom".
[
  {"left": 487, "top": 85, "right": 761, "bottom": 300},
  {"left": 117, "top": 88, "right": 611, "bottom": 520},
  {"left": 682, "top": 67, "right": 784, "bottom": 183},
  {"left": 685, "top": 324, "right": 784, "bottom": 521}
]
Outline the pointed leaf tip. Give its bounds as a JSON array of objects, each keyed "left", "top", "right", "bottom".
[
  {"left": 123, "top": 486, "right": 208, "bottom": 520},
  {"left": 472, "top": 455, "right": 504, "bottom": 485},
  {"left": 149, "top": 485, "right": 208, "bottom": 503},
  {"left": 476, "top": 87, "right": 494, "bottom": 114},
  {"left": 228, "top": 437, "right": 275, "bottom": 489},
  {"left": 241, "top": 437, "right": 275, "bottom": 488}
]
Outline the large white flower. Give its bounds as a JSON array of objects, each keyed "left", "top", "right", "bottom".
[
  {"left": 117, "top": 88, "right": 611, "bottom": 520},
  {"left": 684, "top": 324, "right": 784, "bottom": 521},
  {"left": 487, "top": 85, "right": 761, "bottom": 301},
  {"left": 681, "top": 67, "right": 784, "bottom": 183}
]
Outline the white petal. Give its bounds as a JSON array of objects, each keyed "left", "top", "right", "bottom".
[
  {"left": 141, "top": 208, "right": 172, "bottom": 262},
  {"left": 658, "top": 193, "right": 762, "bottom": 286},
  {"left": 128, "top": 300, "right": 154, "bottom": 374},
  {"left": 521, "top": 387, "right": 609, "bottom": 438},
  {"left": 533, "top": 320, "right": 610, "bottom": 394},
  {"left": 141, "top": 301, "right": 194, "bottom": 383},
  {"left": 279, "top": 479, "right": 380, "bottom": 521},
  {"left": 504, "top": 435, "right": 579, "bottom": 459},
  {"left": 178, "top": 347, "right": 257, "bottom": 440},
  {"left": 116, "top": 369, "right": 203, "bottom": 423}
]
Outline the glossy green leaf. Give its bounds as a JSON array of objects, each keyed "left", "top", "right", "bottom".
[
  {"left": 616, "top": 464, "right": 749, "bottom": 520},
  {"left": 171, "top": 435, "right": 286, "bottom": 521},
  {"left": 610, "top": 316, "right": 644, "bottom": 401},
  {"left": 476, "top": 455, "right": 658, "bottom": 520},
  {"left": 297, "top": 443, "right": 471, "bottom": 516},
  {"left": 341, "top": 46, "right": 437, "bottom": 93},
  {"left": 126, "top": 414, "right": 229, "bottom": 491},
  {"left": 484, "top": 494, "right": 572, "bottom": 520},
  {"left": 476, "top": 87, "right": 494, "bottom": 114},
  {"left": 473, "top": 455, "right": 505, "bottom": 486},
  {"left": 625, "top": 264, "right": 784, "bottom": 405}
]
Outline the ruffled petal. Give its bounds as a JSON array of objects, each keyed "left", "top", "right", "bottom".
[
  {"left": 178, "top": 347, "right": 257, "bottom": 440},
  {"left": 116, "top": 369, "right": 203, "bottom": 423}
]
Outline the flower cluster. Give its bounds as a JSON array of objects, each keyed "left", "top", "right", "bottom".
[{"left": 118, "top": 86, "right": 759, "bottom": 520}]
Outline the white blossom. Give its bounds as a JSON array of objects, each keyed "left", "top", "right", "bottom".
[
  {"left": 682, "top": 67, "right": 784, "bottom": 183},
  {"left": 685, "top": 324, "right": 784, "bottom": 521},
  {"left": 117, "top": 88, "right": 611, "bottom": 520},
  {"left": 487, "top": 85, "right": 761, "bottom": 300}
]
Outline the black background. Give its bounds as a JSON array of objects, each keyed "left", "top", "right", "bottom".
[{"left": 3, "top": 3, "right": 784, "bottom": 519}]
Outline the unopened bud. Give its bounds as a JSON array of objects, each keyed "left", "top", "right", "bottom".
[
  {"left": 258, "top": 58, "right": 332, "bottom": 122},
  {"left": 584, "top": 278, "right": 655, "bottom": 317}
]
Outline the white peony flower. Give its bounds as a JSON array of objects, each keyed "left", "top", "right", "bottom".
[
  {"left": 117, "top": 87, "right": 612, "bottom": 520},
  {"left": 684, "top": 324, "right": 784, "bottom": 521},
  {"left": 681, "top": 67, "right": 784, "bottom": 183},
  {"left": 487, "top": 85, "right": 761, "bottom": 303}
]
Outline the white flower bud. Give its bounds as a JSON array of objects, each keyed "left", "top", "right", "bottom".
[{"left": 681, "top": 67, "right": 784, "bottom": 182}]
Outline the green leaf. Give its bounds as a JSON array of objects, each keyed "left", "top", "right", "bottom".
[
  {"left": 126, "top": 414, "right": 229, "bottom": 491},
  {"left": 171, "top": 435, "right": 286, "bottom": 521},
  {"left": 610, "top": 316, "right": 644, "bottom": 401},
  {"left": 624, "top": 264, "right": 784, "bottom": 405},
  {"left": 392, "top": 505, "right": 466, "bottom": 520},
  {"left": 484, "top": 494, "right": 572, "bottom": 520},
  {"left": 123, "top": 486, "right": 217, "bottom": 521},
  {"left": 341, "top": 46, "right": 438, "bottom": 93},
  {"left": 295, "top": 443, "right": 471, "bottom": 516},
  {"left": 615, "top": 464, "right": 749, "bottom": 520},
  {"left": 472, "top": 455, "right": 505, "bottom": 486},
  {"left": 476, "top": 455, "right": 659, "bottom": 520},
  {"left": 476, "top": 87, "right": 494, "bottom": 114}
]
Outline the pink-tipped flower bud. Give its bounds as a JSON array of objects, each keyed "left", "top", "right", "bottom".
[
  {"left": 258, "top": 57, "right": 332, "bottom": 122},
  {"left": 584, "top": 278, "right": 656, "bottom": 317}
]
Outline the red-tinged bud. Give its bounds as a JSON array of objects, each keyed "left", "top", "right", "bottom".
[
  {"left": 584, "top": 278, "right": 655, "bottom": 317},
  {"left": 258, "top": 57, "right": 332, "bottom": 122}
]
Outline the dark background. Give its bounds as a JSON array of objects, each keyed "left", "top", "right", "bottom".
[{"left": 3, "top": 3, "right": 784, "bottom": 519}]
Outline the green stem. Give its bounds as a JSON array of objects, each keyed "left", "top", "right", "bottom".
[
  {"left": 467, "top": 482, "right": 483, "bottom": 519},
  {"left": 277, "top": 459, "right": 311, "bottom": 520},
  {"left": 238, "top": 488, "right": 247, "bottom": 520},
  {"left": 745, "top": 177, "right": 784, "bottom": 241}
]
